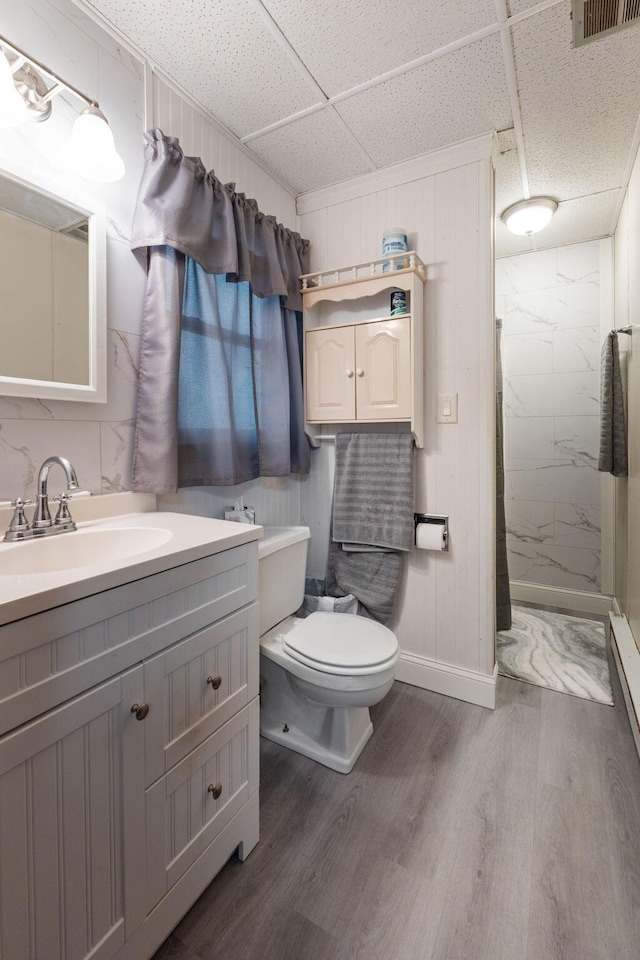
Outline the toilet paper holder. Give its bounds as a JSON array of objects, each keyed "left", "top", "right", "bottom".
[{"left": 414, "top": 513, "right": 449, "bottom": 552}]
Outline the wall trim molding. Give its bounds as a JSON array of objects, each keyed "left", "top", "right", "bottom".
[
  {"left": 396, "top": 652, "right": 497, "bottom": 710},
  {"left": 510, "top": 580, "right": 614, "bottom": 616},
  {"left": 296, "top": 133, "right": 496, "bottom": 214},
  {"left": 610, "top": 612, "right": 640, "bottom": 763}
]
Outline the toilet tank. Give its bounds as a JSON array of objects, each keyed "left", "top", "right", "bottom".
[{"left": 258, "top": 526, "right": 310, "bottom": 635}]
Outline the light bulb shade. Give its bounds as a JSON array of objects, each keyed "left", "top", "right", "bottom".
[
  {"left": 0, "top": 51, "right": 29, "bottom": 127},
  {"left": 501, "top": 197, "right": 558, "bottom": 236},
  {"left": 58, "top": 106, "right": 125, "bottom": 182}
]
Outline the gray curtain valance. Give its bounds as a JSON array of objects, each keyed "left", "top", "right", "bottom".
[{"left": 131, "top": 129, "right": 310, "bottom": 311}]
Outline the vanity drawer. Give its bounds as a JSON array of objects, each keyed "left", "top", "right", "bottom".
[
  {"left": 143, "top": 603, "right": 259, "bottom": 786},
  {"left": 143, "top": 698, "right": 259, "bottom": 916},
  {"left": 0, "top": 544, "right": 258, "bottom": 736}
]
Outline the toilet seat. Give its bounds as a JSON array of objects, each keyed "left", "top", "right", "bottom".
[{"left": 282, "top": 612, "right": 398, "bottom": 677}]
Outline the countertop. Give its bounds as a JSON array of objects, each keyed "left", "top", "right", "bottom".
[{"left": 0, "top": 510, "right": 263, "bottom": 627}]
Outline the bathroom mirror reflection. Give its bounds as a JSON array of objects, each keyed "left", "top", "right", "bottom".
[{"left": 0, "top": 161, "right": 106, "bottom": 403}]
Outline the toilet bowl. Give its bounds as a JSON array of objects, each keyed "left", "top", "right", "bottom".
[{"left": 258, "top": 527, "right": 399, "bottom": 774}]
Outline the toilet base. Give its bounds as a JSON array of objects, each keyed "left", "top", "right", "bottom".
[{"left": 259, "top": 655, "right": 374, "bottom": 774}]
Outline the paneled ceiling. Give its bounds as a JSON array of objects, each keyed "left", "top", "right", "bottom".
[{"left": 84, "top": 0, "right": 640, "bottom": 256}]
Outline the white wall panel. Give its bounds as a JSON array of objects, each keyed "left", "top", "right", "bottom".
[{"left": 298, "top": 153, "right": 496, "bottom": 682}]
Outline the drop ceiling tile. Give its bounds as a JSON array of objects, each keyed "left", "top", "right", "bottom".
[
  {"left": 507, "top": 0, "right": 551, "bottom": 16},
  {"left": 512, "top": 2, "right": 640, "bottom": 200},
  {"left": 85, "top": 0, "right": 320, "bottom": 137},
  {"left": 531, "top": 190, "right": 619, "bottom": 249},
  {"left": 496, "top": 190, "right": 618, "bottom": 258},
  {"left": 262, "top": 0, "right": 498, "bottom": 97},
  {"left": 335, "top": 34, "right": 512, "bottom": 168},
  {"left": 248, "top": 108, "right": 372, "bottom": 194}
]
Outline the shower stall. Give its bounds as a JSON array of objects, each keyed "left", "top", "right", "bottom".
[{"left": 496, "top": 238, "right": 612, "bottom": 615}]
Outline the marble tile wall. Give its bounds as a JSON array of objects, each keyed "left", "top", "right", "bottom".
[{"left": 497, "top": 240, "right": 603, "bottom": 593}]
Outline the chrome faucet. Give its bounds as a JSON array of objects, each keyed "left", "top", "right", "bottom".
[
  {"left": 4, "top": 456, "right": 83, "bottom": 542},
  {"left": 32, "top": 456, "right": 80, "bottom": 528}
]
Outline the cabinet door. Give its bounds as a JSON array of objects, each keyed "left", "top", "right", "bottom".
[
  {"left": 0, "top": 670, "right": 143, "bottom": 960},
  {"left": 144, "top": 699, "right": 259, "bottom": 916},
  {"left": 355, "top": 317, "right": 411, "bottom": 420},
  {"left": 305, "top": 326, "right": 356, "bottom": 421},
  {"left": 143, "top": 604, "right": 259, "bottom": 787}
]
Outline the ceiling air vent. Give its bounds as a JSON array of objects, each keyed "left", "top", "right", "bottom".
[{"left": 573, "top": 0, "right": 640, "bottom": 46}]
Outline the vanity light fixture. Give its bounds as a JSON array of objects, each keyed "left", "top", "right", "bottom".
[
  {"left": 0, "top": 34, "right": 125, "bottom": 182},
  {"left": 501, "top": 197, "right": 558, "bottom": 236}
]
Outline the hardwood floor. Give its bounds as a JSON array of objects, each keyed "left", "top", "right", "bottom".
[{"left": 153, "top": 659, "right": 640, "bottom": 960}]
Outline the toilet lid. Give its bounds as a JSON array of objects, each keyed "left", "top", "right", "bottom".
[{"left": 283, "top": 612, "right": 398, "bottom": 672}]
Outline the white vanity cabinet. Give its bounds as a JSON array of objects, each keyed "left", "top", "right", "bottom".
[
  {"left": 0, "top": 668, "right": 140, "bottom": 960},
  {"left": 0, "top": 529, "right": 260, "bottom": 960},
  {"left": 301, "top": 253, "right": 425, "bottom": 446}
]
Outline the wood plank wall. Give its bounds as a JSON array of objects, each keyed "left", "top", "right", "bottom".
[{"left": 298, "top": 157, "right": 496, "bottom": 681}]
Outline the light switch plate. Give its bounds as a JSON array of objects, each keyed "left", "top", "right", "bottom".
[{"left": 437, "top": 393, "right": 458, "bottom": 423}]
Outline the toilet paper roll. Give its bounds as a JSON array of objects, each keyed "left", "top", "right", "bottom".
[{"left": 416, "top": 521, "right": 446, "bottom": 551}]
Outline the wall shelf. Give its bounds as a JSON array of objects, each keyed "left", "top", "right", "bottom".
[{"left": 302, "top": 253, "right": 425, "bottom": 447}]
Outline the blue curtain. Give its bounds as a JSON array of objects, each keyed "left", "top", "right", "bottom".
[{"left": 177, "top": 258, "right": 309, "bottom": 486}]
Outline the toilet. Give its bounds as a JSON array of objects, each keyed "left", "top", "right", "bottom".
[{"left": 258, "top": 526, "right": 399, "bottom": 774}]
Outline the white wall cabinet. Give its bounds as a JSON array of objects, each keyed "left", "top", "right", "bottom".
[
  {"left": 302, "top": 253, "right": 425, "bottom": 446},
  {"left": 0, "top": 541, "right": 260, "bottom": 960}
]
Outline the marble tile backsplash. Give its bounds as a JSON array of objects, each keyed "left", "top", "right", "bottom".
[{"left": 497, "top": 240, "right": 603, "bottom": 593}]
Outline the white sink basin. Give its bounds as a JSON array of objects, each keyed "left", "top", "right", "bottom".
[{"left": 0, "top": 526, "right": 173, "bottom": 575}]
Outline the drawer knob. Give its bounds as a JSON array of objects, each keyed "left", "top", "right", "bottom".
[
  {"left": 356, "top": 367, "right": 364, "bottom": 377},
  {"left": 345, "top": 368, "right": 354, "bottom": 378},
  {"left": 208, "top": 783, "right": 222, "bottom": 800},
  {"left": 131, "top": 702, "right": 150, "bottom": 721},
  {"left": 207, "top": 675, "right": 222, "bottom": 690}
]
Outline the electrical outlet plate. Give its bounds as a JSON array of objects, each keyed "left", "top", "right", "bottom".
[{"left": 437, "top": 393, "right": 458, "bottom": 424}]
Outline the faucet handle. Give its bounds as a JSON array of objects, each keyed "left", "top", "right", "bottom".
[
  {"left": 52, "top": 493, "right": 73, "bottom": 526},
  {"left": 8, "top": 498, "right": 32, "bottom": 532}
]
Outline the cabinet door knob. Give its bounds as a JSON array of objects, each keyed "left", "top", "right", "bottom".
[
  {"left": 345, "top": 368, "right": 354, "bottom": 378},
  {"left": 356, "top": 368, "right": 365, "bottom": 377},
  {"left": 207, "top": 783, "right": 222, "bottom": 800},
  {"left": 207, "top": 675, "right": 222, "bottom": 690},
  {"left": 131, "top": 702, "right": 150, "bottom": 721}
]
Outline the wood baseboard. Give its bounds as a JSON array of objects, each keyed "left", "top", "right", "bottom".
[
  {"left": 610, "top": 612, "right": 640, "bottom": 763},
  {"left": 396, "top": 652, "right": 496, "bottom": 709},
  {"left": 510, "top": 581, "right": 614, "bottom": 617}
]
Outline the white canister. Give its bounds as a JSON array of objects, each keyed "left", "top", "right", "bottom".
[{"left": 382, "top": 227, "right": 408, "bottom": 272}]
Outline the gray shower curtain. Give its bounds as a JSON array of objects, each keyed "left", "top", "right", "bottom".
[
  {"left": 129, "top": 130, "right": 311, "bottom": 493},
  {"left": 496, "top": 316, "right": 512, "bottom": 632}
]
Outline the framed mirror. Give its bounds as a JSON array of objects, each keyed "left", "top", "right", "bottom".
[{"left": 0, "top": 156, "right": 106, "bottom": 402}]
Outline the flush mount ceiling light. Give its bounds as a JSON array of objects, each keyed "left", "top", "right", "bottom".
[
  {"left": 501, "top": 197, "right": 558, "bottom": 236},
  {"left": 0, "top": 34, "right": 125, "bottom": 182}
]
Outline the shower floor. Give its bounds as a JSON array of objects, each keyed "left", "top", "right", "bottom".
[{"left": 497, "top": 605, "right": 613, "bottom": 705}]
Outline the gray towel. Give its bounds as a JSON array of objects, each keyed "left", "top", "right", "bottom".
[
  {"left": 331, "top": 433, "right": 415, "bottom": 551},
  {"left": 326, "top": 540, "right": 402, "bottom": 624},
  {"left": 326, "top": 433, "right": 414, "bottom": 623},
  {"left": 598, "top": 332, "right": 628, "bottom": 477}
]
